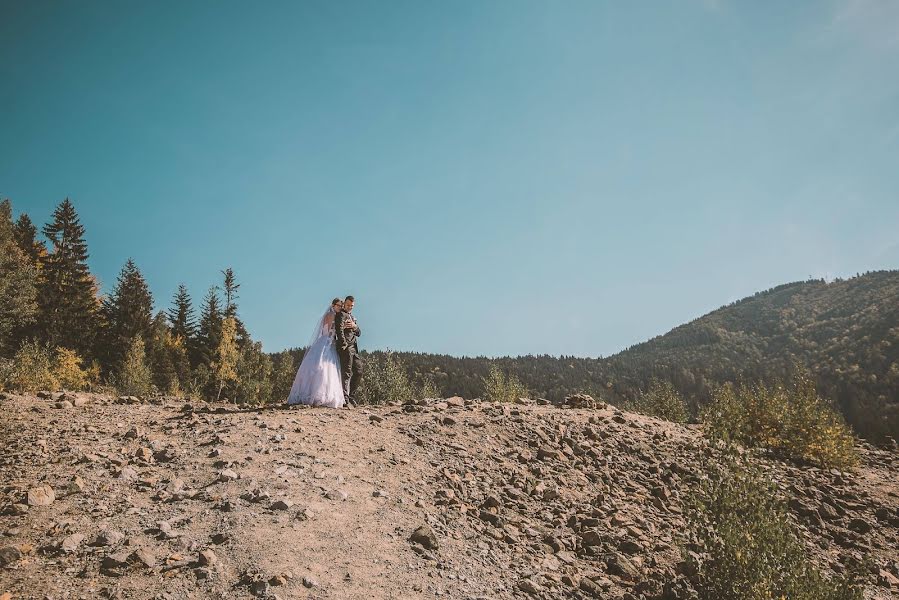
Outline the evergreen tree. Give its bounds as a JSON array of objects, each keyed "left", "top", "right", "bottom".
[
  {"left": 38, "top": 198, "right": 99, "bottom": 356},
  {"left": 99, "top": 259, "right": 153, "bottom": 372},
  {"left": 235, "top": 340, "right": 273, "bottom": 405},
  {"left": 114, "top": 334, "right": 153, "bottom": 396},
  {"left": 213, "top": 316, "right": 239, "bottom": 401},
  {"left": 196, "top": 286, "right": 222, "bottom": 368},
  {"left": 13, "top": 213, "right": 46, "bottom": 265},
  {"left": 0, "top": 200, "right": 39, "bottom": 355},
  {"left": 146, "top": 311, "right": 188, "bottom": 394},
  {"left": 270, "top": 351, "right": 296, "bottom": 403},
  {"left": 220, "top": 267, "right": 250, "bottom": 345},
  {"left": 167, "top": 283, "right": 197, "bottom": 342},
  {"left": 222, "top": 268, "right": 240, "bottom": 319}
]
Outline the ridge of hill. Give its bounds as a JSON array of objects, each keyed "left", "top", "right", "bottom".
[
  {"left": 1, "top": 392, "right": 897, "bottom": 599},
  {"left": 358, "top": 271, "right": 899, "bottom": 442}
]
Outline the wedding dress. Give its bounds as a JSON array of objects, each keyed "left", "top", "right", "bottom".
[{"left": 286, "top": 307, "right": 345, "bottom": 408}]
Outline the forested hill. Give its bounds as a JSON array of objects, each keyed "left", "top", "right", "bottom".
[{"left": 368, "top": 271, "right": 899, "bottom": 442}]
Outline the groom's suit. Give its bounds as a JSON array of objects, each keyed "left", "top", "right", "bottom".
[{"left": 334, "top": 309, "right": 363, "bottom": 405}]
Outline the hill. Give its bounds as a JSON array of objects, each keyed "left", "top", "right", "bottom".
[
  {"left": 366, "top": 271, "right": 899, "bottom": 442},
  {"left": 0, "top": 392, "right": 897, "bottom": 599}
]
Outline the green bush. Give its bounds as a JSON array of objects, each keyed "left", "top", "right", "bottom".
[
  {"left": 702, "top": 371, "right": 857, "bottom": 469},
  {"left": 113, "top": 335, "right": 153, "bottom": 396},
  {"left": 482, "top": 364, "right": 528, "bottom": 403},
  {"left": 359, "top": 351, "right": 413, "bottom": 405},
  {"left": 632, "top": 378, "right": 688, "bottom": 422},
  {"left": 684, "top": 452, "right": 864, "bottom": 600},
  {"left": 3, "top": 340, "right": 57, "bottom": 392}
]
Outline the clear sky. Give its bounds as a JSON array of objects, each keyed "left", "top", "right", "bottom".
[{"left": 2, "top": 0, "right": 897, "bottom": 357}]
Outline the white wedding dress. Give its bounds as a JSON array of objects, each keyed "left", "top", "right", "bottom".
[{"left": 286, "top": 308, "right": 345, "bottom": 408}]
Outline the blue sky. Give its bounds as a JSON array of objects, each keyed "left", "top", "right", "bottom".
[{"left": 2, "top": 0, "right": 897, "bottom": 357}]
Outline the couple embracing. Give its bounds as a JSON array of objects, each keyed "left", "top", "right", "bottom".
[{"left": 286, "top": 296, "right": 362, "bottom": 408}]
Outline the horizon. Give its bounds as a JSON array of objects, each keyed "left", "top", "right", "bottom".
[{"left": 3, "top": 1, "right": 898, "bottom": 358}]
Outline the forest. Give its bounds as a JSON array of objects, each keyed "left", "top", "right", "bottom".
[{"left": 2, "top": 198, "right": 896, "bottom": 442}]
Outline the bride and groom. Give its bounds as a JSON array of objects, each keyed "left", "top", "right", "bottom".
[{"left": 286, "top": 296, "right": 362, "bottom": 408}]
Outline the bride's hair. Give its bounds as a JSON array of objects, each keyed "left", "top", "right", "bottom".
[{"left": 331, "top": 298, "right": 341, "bottom": 307}]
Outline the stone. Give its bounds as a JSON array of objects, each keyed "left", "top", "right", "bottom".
[
  {"left": 198, "top": 549, "right": 217, "bottom": 566},
  {"left": 409, "top": 524, "right": 439, "bottom": 550},
  {"left": 517, "top": 578, "right": 543, "bottom": 595},
  {"left": 97, "top": 529, "right": 125, "bottom": 546},
  {"left": 270, "top": 499, "right": 294, "bottom": 511},
  {"left": 123, "top": 426, "right": 143, "bottom": 439},
  {"left": 579, "top": 577, "right": 605, "bottom": 597},
  {"left": 581, "top": 530, "right": 603, "bottom": 546},
  {"left": 102, "top": 549, "right": 132, "bottom": 571},
  {"left": 55, "top": 400, "right": 73, "bottom": 409},
  {"left": 132, "top": 547, "right": 156, "bottom": 568},
  {"left": 372, "top": 489, "right": 389, "bottom": 498},
  {"left": 606, "top": 553, "right": 641, "bottom": 580},
  {"left": 26, "top": 484, "right": 55, "bottom": 506},
  {"left": 446, "top": 396, "right": 465, "bottom": 408},
  {"left": 0, "top": 545, "right": 22, "bottom": 567},
  {"left": 325, "top": 489, "right": 348, "bottom": 501},
  {"left": 368, "top": 415, "right": 383, "bottom": 423},
  {"left": 218, "top": 469, "right": 239, "bottom": 482},
  {"left": 60, "top": 533, "right": 85, "bottom": 553},
  {"left": 302, "top": 576, "right": 318, "bottom": 588},
  {"left": 295, "top": 507, "right": 315, "bottom": 521},
  {"left": 847, "top": 517, "right": 872, "bottom": 534}
]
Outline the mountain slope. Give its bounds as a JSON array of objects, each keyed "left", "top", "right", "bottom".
[
  {"left": 364, "top": 271, "right": 899, "bottom": 442},
  {"left": 605, "top": 271, "right": 899, "bottom": 441},
  {"left": 1, "top": 393, "right": 897, "bottom": 599}
]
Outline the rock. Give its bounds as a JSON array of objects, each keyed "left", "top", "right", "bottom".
[
  {"left": 368, "top": 415, "right": 383, "bottom": 423},
  {"left": 606, "top": 553, "right": 641, "bottom": 580},
  {"left": 847, "top": 517, "right": 872, "bottom": 534},
  {"left": 618, "top": 539, "right": 644, "bottom": 554},
  {"left": 26, "top": 484, "right": 55, "bottom": 506},
  {"left": 270, "top": 499, "right": 294, "bottom": 511},
  {"left": 55, "top": 400, "right": 73, "bottom": 409},
  {"left": 446, "top": 396, "right": 465, "bottom": 408},
  {"left": 68, "top": 475, "right": 86, "bottom": 494},
  {"left": 517, "top": 578, "right": 543, "bottom": 595},
  {"left": 123, "top": 426, "right": 143, "bottom": 439},
  {"left": 581, "top": 530, "right": 603, "bottom": 546},
  {"left": 0, "top": 545, "right": 22, "bottom": 567},
  {"left": 132, "top": 547, "right": 156, "bottom": 568},
  {"left": 372, "top": 489, "right": 389, "bottom": 498},
  {"left": 97, "top": 529, "right": 125, "bottom": 546},
  {"left": 409, "top": 524, "right": 439, "bottom": 550},
  {"left": 218, "top": 469, "right": 239, "bottom": 482},
  {"left": 198, "top": 549, "right": 217, "bottom": 566},
  {"left": 102, "top": 549, "right": 132, "bottom": 571},
  {"left": 60, "top": 533, "right": 85, "bottom": 553},
  {"left": 295, "top": 507, "right": 315, "bottom": 521},
  {"left": 325, "top": 489, "right": 348, "bottom": 501},
  {"left": 118, "top": 465, "right": 138, "bottom": 481},
  {"left": 579, "top": 577, "right": 605, "bottom": 597},
  {"left": 302, "top": 576, "right": 318, "bottom": 588}
]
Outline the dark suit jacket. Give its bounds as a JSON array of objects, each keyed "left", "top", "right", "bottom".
[{"left": 334, "top": 310, "right": 361, "bottom": 353}]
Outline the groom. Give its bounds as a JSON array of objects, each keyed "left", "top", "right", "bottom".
[{"left": 334, "top": 295, "right": 362, "bottom": 407}]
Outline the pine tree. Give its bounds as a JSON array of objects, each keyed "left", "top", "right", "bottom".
[
  {"left": 167, "top": 284, "right": 197, "bottom": 341},
  {"left": 271, "top": 351, "right": 296, "bottom": 403},
  {"left": 114, "top": 334, "right": 153, "bottom": 396},
  {"left": 99, "top": 259, "right": 153, "bottom": 372},
  {"left": 212, "top": 316, "right": 239, "bottom": 401},
  {"left": 38, "top": 198, "right": 99, "bottom": 356},
  {"left": 146, "top": 311, "right": 182, "bottom": 394},
  {"left": 196, "top": 286, "right": 222, "bottom": 369},
  {"left": 13, "top": 213, "right": 47, "bottom": 265},
  {"left": 0, "top": 200, "right": 39, "bottom": 355},
  {"left": 220, "top": 268, "right": 249, "bottom": 345}
]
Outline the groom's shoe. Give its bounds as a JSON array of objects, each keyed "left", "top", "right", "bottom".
[{"left": 345, "top": 398, "right": 357, "bottom": 409}]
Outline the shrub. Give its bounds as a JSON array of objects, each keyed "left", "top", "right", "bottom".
[
  {"left": 684, "top": 451, "right": 864, "bottom": 600},
  {"left": 632, "top": 378, "right": 688, "bottom": 422},
  {"left": 413, "top": 372, "right": 440, "bottom": 400},
  {"left": 51, "top": 347, "right": 89, "bottom": 390},
  {"left": 234, "top": 341, "right": 273, "bottom": 405},
  {"left": 114, "top": 335, "right": 153, "bottom": 396},
  {"left": 482, "top": 364, "right": 528, "bottom": 403},
  {"left": 4, "top": 340, "right": 57, "bottom": 392},
  {"left": 702, "top": 371, "right": 857, "bottom": 469},
  {"left": 359, "top": 351, "right": 413, "bottom": 405}
]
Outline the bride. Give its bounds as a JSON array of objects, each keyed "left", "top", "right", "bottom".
[{"left": 286, "top": 298, "right": 346, "bottom": 408}]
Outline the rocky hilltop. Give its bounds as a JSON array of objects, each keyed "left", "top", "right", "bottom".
[{"left": 1, "top": 392, "right": 897, "bottom": 599}]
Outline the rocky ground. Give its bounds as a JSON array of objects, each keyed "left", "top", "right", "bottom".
[{"left": 0, "top": 391, "right": 897, "bottom": 600}]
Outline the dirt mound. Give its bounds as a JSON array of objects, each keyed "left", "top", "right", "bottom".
[{"left": 0, "top": 392, "right": 897, "bottom": 599}]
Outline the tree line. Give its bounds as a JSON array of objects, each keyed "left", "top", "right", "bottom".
[{"left": 0, "top": 198, "right": 297, "bottom": 403}]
